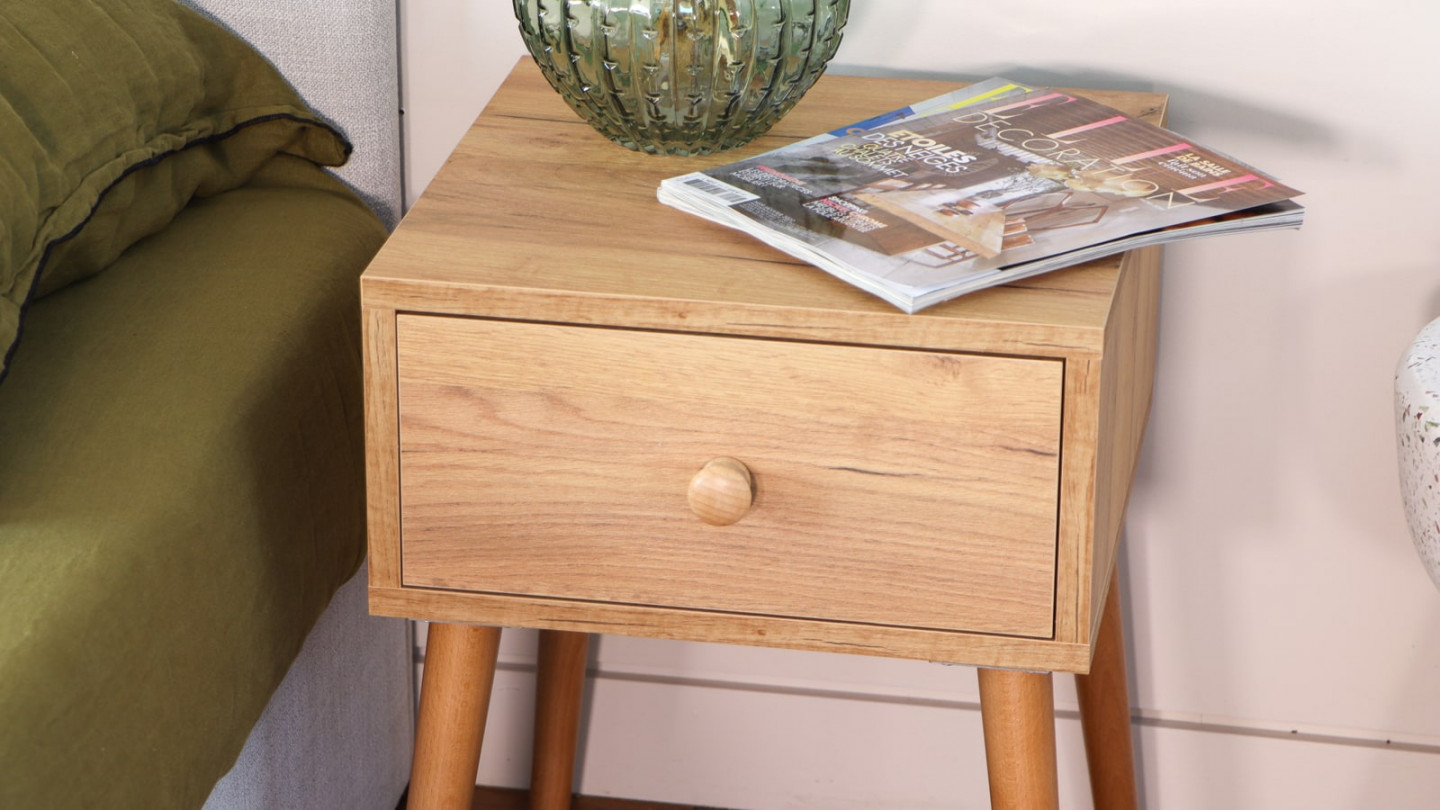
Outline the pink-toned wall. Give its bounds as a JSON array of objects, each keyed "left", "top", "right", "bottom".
[{"left": 399, "top": 2, "right": 1440, "bottom": 806}]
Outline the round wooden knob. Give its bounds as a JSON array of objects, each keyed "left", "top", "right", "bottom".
[{"left": 687, "top": 457, "right": 755, "bottom": 526}]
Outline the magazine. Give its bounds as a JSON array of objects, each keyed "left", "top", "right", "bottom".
[
  {"left": 780, "top": 76, "right": 1036, "bottom": 152},
  {"left": 658, "top": 81, "right": 1304, "bottom": 313}
]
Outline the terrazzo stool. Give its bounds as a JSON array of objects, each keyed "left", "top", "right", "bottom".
[{"left": 1397, "top": 316, "right": 1440, "bottom": 588}]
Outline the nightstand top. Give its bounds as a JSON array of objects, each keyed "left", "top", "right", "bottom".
[{"left": 362, "top": 59, "right": 1167, "bottom": 359}]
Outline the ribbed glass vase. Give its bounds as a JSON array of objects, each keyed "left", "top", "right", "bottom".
[{"left": 513, "top": 0, "right": 850, "bottom": 155}]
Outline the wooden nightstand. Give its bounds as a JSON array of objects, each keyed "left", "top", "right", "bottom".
[{"left": 363, "top": 59, "right": 1164, "bottom": 810}]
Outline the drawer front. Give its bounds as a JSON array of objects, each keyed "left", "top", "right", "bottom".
[{"left": 395, "top": 315, "right": 1063, "bottom": 638}]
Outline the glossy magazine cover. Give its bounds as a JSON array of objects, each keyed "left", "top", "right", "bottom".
[{"left": 660, "top": 82, "right": 1303, "bottom": 312}]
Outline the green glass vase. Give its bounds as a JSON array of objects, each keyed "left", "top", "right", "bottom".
[{"left": 512, "top": 0, "right": 850, "bottom": 155}]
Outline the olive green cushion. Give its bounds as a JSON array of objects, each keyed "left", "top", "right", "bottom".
[
  {"left": 0, "top": 0, "right": 351, "bottom": 383},
  {"left": 0, "top": 155, "right": 386, "bottom": 810}
]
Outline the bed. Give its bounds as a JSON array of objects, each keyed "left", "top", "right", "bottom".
[{"left": 0, "top": 1, "right": 412, "bottom": 807}]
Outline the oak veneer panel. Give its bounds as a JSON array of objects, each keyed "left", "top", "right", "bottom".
[
  {"left": 1088, "top": 244, "right": 1162, "bottom": 643},
  {"left": 369, "top": 586, "right": 1092, "bottom": 673},
  {"left": 1051, "top": 246, "right": 1161, "bottom": 647},
  {"left": 360, "top": 60, "right": 1166, "bottom": 362},
  {"left": 1054, "top": 352, "right": 1103, "bottom": 647},
  {"left": 362, "top": 63, "right": 1167, "bottom": 675},
  {"left": 396, "top": 315, "right": 1063, "bottom": 638},
  {"left": 363, "top": 306, "right": 402, "bottom": 590}
]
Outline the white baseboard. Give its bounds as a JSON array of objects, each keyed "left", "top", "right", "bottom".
[{"left": 409, "top": 626, "right": 1440, "bottom": 809}]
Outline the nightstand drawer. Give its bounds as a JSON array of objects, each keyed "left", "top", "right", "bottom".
[{"left": 395, "top": 315, "right": 1063, "bottom": 638}]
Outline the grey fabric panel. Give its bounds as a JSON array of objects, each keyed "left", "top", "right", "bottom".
[
  {"left": 174, "top": 3, "right": 412, "bottom": 807},
  {"left": 182, "top": 0, "right": 403, "bottom": 228},
  {"left": 203, "top": 564, "right": 414, "bottom": 810}
]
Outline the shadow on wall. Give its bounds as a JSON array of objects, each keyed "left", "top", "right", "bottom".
[
  {"left": 829, "top": 60, "right": 1337, "bottom": 151},
  {"left": 1302, "top": 262, "right": 1440, "bottom": 543}
]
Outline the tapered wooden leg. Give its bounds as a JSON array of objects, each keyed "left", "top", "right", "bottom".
[
  {"left": 977, "top": 668, "right": 1060, "bottom": 810},
  {"left": 1075, "top": 568, "right": 1139, "bottom": 810},
  {"left": 530, "top": 631, "right": 591, "bottom": 810},
  {"left": 408, "top": 623, "right": 502, "bottom": 810}
]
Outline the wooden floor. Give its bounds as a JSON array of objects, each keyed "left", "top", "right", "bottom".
[
  {"left": 470, "top": 787, "right": 732, "bottom": 810},
  {"left": 392, "top": 786, "right": 733, "bottom": 810}
]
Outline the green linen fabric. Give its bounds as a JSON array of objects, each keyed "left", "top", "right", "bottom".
[
  {"left": 0, "top": 0, "right": 351, "bottom": 382},
  {"left": 0, "top": 155, "right": 387, "bottom": 809}
]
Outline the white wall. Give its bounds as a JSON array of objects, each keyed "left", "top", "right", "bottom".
[{"left": 400, "top": 2, "right": 1440, "bottom": 806}]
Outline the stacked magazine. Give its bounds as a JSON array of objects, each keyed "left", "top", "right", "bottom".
[{"left": 658, "top": 78, "right": 1304, "bottom": 313}]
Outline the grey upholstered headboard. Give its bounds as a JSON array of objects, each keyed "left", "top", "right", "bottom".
[
  {"left": 171, "top": 4, "right": 413, "bottom": 809},
  {"left": 180, "top": 0, "right": 403, "bottom": 228}
]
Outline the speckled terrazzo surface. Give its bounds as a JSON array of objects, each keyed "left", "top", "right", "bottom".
[{"left": 1397, "top": 317, "right": 1440, "bottom": 589}]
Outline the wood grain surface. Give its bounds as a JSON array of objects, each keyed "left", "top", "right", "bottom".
[
  {"left": 396, "top": 315, "right": 1062, "bottom": 638},
  {"left": 362, "top": 60, "right": 1167, "bottom": 673},
  {"left": 361, "top": 60, "right": 1167, "bottom": 362}
]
